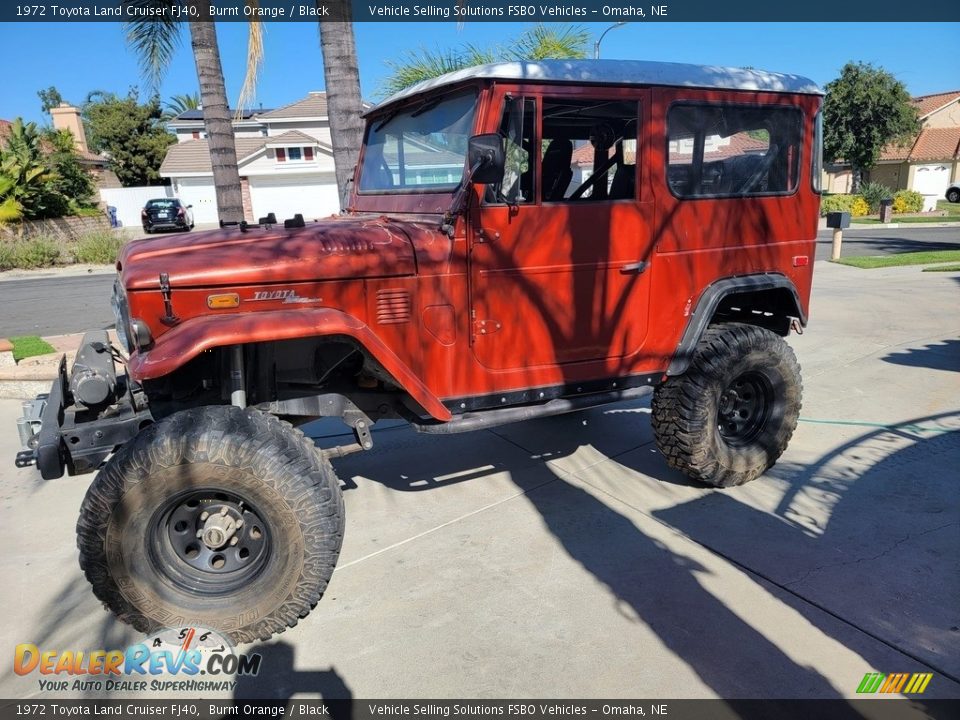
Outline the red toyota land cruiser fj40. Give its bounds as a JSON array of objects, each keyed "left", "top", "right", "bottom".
[{"left": 15, "top": 60, "right": 824, "bottom": 642}]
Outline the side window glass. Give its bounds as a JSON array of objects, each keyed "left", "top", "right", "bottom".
[
  {"left": 487, "top": 97, "right": 535, "bottom": 204},
  {"left": 667, "top": 104, "right": 802, "bottom": 198},
  {"left": 541, "top": 99, "right": 638, "bottom": 202}
]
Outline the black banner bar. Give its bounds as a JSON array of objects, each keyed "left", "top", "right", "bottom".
[
  {"left": 2, "top": 700, "right": 960, "bottom": 720},
  {"left": 1, "top": 0, "right": 959, "bottom": 23}
]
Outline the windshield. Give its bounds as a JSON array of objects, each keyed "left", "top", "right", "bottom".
[{"left": 359, "top": 91, "right": 477, "bottom": 193}]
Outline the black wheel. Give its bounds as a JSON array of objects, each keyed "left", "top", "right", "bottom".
[
  {"left": 142, "top": 226, "right": 151, "bottom": 235},
  {"left": 651, "top": 323, "right": 802, "bottom": 487},
  {"left": 77, "top": 406, "right": 344, "bottom": 643},
  {"left": 947, "top": 188, "right": 960, "bottom": 204}
]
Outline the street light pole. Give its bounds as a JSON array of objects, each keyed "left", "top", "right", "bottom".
[{"left": 594, "top": 22, "right": 627, "bottom": 59}]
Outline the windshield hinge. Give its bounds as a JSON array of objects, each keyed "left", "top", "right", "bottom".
[{"left": 159, "top": 272, "right": 180, "bottom": 327}]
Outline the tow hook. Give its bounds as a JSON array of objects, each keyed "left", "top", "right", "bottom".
[{"left": 790, "top": 317, "right": 804, "bottom": 335}]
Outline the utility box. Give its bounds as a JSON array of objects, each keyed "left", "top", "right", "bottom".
[
  {"left": 879, "top": 198, "right": 893, "bottom": 224},
  {"left": 826, "top": 211, "right": 851, "bottom": 229}
]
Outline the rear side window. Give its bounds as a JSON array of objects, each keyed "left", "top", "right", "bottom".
[{"left": 667, "top": 104, "right": 802, "bottom": 198}]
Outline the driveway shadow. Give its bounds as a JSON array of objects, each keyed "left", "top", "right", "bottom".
[
  {"left": 233, "top": 642, "right": 351, "bottom": 717},
  {"left": 883, "top": 338, "right": 960, "bottom": 372}
]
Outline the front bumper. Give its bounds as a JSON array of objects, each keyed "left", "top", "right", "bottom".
[{"left": 14, "top": 332, "right": 153, "bottom": 480}]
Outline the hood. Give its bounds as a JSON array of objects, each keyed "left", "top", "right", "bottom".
[{"left": 119, "top": 216, "right": 422, "bottom": 290}]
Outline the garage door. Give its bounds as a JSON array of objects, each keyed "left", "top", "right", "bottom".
[
  {"left": 248, "top": 174, "right": 340, "bottom": 223},
  {"left": 912, "top": 164, "right": 950, "bottom": 198},
  {"left": 173, "top": 178, "right": 219, "bottom": 224}
]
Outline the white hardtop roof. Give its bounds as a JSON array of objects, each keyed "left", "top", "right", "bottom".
[{"left": 374, "top": 59, "right": 823, "bottom": 112}]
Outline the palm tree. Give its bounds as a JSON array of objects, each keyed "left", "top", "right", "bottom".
[
  {"left": 124, "top": 0, "right": 245, "bottom": 223},
  {"left": 318, "top": 12, "right": 366, "bottom": 210},
  {"left": 163, "top": 92, "right": 201, "bottom": 119},
  {"left": 379, "top": 24, "right": 592, "bottom": 97}
]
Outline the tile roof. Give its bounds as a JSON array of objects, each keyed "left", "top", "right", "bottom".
[
  {"left": 259, "top": 92, "right": 329, "bottom": 119},
  {"left": 878, "top": 127, "right": 960, "bottom": 162},
  {"left": 909, "top": 127, "right": 960, "bottom": 161},
  {"left": 263, "top": 130, "right": 321, "bottom": 146},
  {"left": 172, "top": 108, "right": 267, "bottom": 121},
  {"left": 160, "top": 131, "right": 325, "bottom": 175},
  {"left": 0, "top": 119, "right": 11, "bottom": 145},
  {"left": 913, "top": 90, "right": 960, "bottom": 119}
]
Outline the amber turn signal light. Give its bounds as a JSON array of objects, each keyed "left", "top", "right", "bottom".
[{"left": 206, "top": 293, "right": 240, "bottom": 309}]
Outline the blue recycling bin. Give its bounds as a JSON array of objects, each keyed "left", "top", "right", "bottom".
[{"left": 107, "top": 206, "right": 119, "bottom": 228}]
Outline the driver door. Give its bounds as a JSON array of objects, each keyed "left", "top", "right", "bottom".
[{"left": 468, "top": 86, "right": 654, "bottom": 374}]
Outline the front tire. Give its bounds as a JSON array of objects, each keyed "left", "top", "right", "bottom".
[
  {"left": 947, "top": 188, "right": 960, "bottom": 204},
  {"left": 77, "top": 406, "right": 344, "bottom": 644},
  {"left": 652, "top": 323, "right": 802, "bottom": 487}
]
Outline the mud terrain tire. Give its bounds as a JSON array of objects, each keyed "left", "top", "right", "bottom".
[
  {"left": 77, "top": 406, "right": 344, "bottom": 644},
  {"left": 652, "top": 323, "right": 802, "bottom": 487}
]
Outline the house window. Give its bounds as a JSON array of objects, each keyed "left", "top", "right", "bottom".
[{"left": 275, "top": 146, "right": 315, "bottom": 164}]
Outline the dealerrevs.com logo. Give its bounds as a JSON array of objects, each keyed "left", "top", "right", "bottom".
[{"left": 14, "top": 627, "right": 261, "bottom": 693}]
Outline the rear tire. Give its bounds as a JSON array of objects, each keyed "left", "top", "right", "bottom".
[
  {"left": 947, "top": 188, "right": 960, "bottom": 204},
  {"left": 652, "top": 323, "right": 802, "bottom": 487},
  {"left": 77, "top": 406, "right": 344, "bottom": 644}
]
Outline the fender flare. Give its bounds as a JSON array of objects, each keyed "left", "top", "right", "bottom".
[
  {"left": 126, "top": 309, "right": 452, "bottom": 421},
  {"left": 667, "top": 273, "right": 805, "bottom": 377}
]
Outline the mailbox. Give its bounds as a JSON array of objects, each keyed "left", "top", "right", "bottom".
[{"left": 826, "top": 211, "right": 851, "bottom": 229}]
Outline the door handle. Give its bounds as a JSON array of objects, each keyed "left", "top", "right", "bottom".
[{"left": 620, "top": 261, "right": 648, "bottom": 274}]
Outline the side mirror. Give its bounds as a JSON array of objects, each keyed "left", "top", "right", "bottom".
[
  {"left": 186, "top": 204, "right": 193, "bottom": 209},
  {"left": 467, "top": 133, "right": 505, "bottom": 185}
]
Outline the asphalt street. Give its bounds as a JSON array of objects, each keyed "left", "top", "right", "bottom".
[{"left": 0, "top": 226, "right": 957, "bottom": 337}]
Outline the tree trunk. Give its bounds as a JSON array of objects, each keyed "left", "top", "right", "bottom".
[
  {"left": 318, "top": 7, "right": 365, "bottom": 211},
  {"left": 851, "top": 166, "right": 863, "bottom": 194},
  {"left": 190, "top": 12, "right": 244, "bottom": 224}
]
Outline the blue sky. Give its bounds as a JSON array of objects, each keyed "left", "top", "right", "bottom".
[{"left": 2, "top": 21, "right": 958, "bottom": 123}]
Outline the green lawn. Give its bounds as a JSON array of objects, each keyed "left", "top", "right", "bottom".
[
  {"left": 922, "top": 263, "right": 960, "bottom": 272},
  {"left": 9, "top": 335, "right": 56, "bottom": 362},
  {"left": 832, "top": 250, "right": 960, "bottom": 269},
  {"left": 850, "top": 200, "right": 960, "bottom": 225}
]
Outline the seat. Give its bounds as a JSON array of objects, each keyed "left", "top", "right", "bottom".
[
  {"left": 608, "top": 163, "right": 635, "bottom": 200},
  {"left": 541, "top": 139, "right": 574, "bottom": 201}
]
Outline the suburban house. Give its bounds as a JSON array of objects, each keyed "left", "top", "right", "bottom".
[
  {"left": 825, "top": 90, "right": 960, "bottom": 202},
  {"left": 867, "top": 90, "right": 960, "bottom": 205},
  {"left": 160, "top": 92, "right": 349, "bottom": 224}
]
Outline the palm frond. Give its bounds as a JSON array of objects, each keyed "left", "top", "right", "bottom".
[
  {"left": 236, "top": 1, "right": 264, "bottom": 119},
  {"left": 164, "top": 92, "right": 201, "bottom": 117},
  {"left": 379, "top": 45, "right": 496, "bottom": 97},
  {"left": 123, "top": 1, "right": 182, "bottom": 91},
  {"left": 507, "top": 24, "right": 591, "bottom": 61}
]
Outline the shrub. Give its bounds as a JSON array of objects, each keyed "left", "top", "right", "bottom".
[
  {"left": 72, "top": 230, "right": 126, "bottom": 265},
  {"left": 820, "top": 194, "right": 857, "bottom": 216},
  {"left": 0, "top": 237, "right": 62, "bottom": 270},
  {"left": 850, "top": 197, "right": 870, "bottom": 217},
  {"left": 892, "top": 189, "right": 923, "bottom": 214},
  {"left": 859, "top": 181, "right": 893, "bottom": 212}
]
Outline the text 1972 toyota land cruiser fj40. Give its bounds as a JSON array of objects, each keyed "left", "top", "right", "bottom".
[{"left": 14, "top": 60, "right": 824, "bottom": 643}]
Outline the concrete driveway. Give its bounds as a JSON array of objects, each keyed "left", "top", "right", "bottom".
[{"left": 0, "top": 262, "right": 957, "bottom": 701}]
